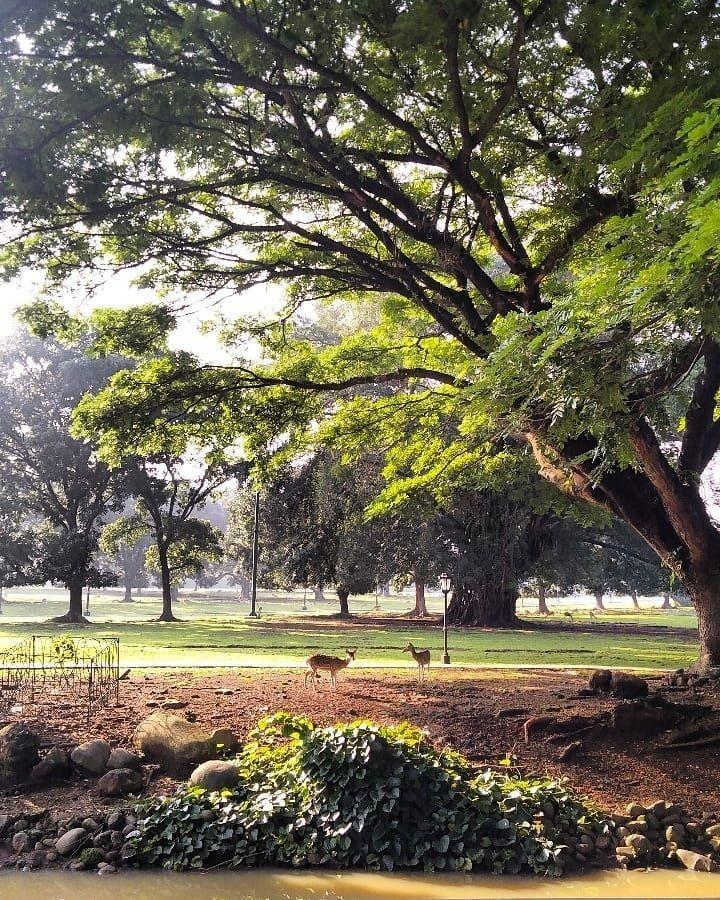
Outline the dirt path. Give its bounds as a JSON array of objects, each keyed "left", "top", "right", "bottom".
[{"left": 3, "top": 668, "right": 719, "bottom": 820}]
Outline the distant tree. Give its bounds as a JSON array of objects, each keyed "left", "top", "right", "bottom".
[
  {"left": 0, "top": 514, "right": 36, "bottom": 612},
  {"left": 102, "top": 456, "right": 234, "bottom": 621},
  {"left": 227, "top": 453, "right": 390, "bottom": 616},
  {"left": 98, "top": 524, "right": 151, "bottom": 602},
  {"left": 0, "top": 334, "right": 132, "bottom": 622},
  {"left": 529, "top": 518, "right": 668, "bottom": 612}
]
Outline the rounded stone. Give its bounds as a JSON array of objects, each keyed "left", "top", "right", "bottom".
[
  {"left": 55, "top": 827, "right": 89, "bottom": 856},
  {"left": 626, "top": 803, "right": 646, "bottom": 818},
  {"left": 189, "top": 759, "right": 240, "bottom": 792},
  {"left": 106, "top": 748, "right": 143, "bottom": 772},
  {"left": 666, "top": 824, "right": 686, "bottom": 843},
  {"left": 71, "top": 740, "right": 111, "bottom": 775},
  {"left": 12, "top": 831, "right": 31, "bottom": 853},
  {"left": 96, "top": 768, "right": 143, "bottom": 797},
  {"left": 625, "top": 833, "right": 652, "bottom": 854}
]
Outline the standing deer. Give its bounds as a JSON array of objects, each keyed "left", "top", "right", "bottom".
[
  {"left": 563, "top": 610, "right": 574, "bottom": 623},
  {"left": 304, "top": 648, "right": 356, "bottom": 690},
  {"left": 403, "top": 642, "right": 431, "bottom": 682}
]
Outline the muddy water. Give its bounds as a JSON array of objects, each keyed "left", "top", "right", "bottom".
[{"left": 2, "top": 869, "right": 720, "bottom": 899}]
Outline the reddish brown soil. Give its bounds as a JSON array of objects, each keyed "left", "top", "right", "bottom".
[{"left": 3, "top": 669, "right": 720, "bottom": 821}]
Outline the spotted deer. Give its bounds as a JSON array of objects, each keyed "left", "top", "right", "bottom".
[
  {"left": 304, "top": 648, "right": 356, "bottom": 690},
  {"left": 403, "top": 642, "right": 431, "bottom": 681}
]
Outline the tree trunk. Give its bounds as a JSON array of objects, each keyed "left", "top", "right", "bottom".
[
  {"left": 447, "top": 583, "right": 519, "bottom": 627},
  {"left": 135, "top": 586, "right": 143, "bottom": 596},
  {"left": 686, "top": 571, "right": 720, "bottom": 670},
  {"left": 538, "top": 582, "right": 549, "bottom": 615},
  {"left": 630, "top": 589, "right": 640, "bottom": 610},
  {"left": 662, "top": 592, "right": 672, "bottom": 609},
  {"left": 313, "top": 586, "right": 325, "bottom": 602},
  {"left": 157, "top": 551, "right": 179, "bottom": 622},
  {"left": 51, "top": 581, "right": 89, "bottom": 624},
  {"left": 122, "top": 580, "right": 134, "bottom": 602},
  {"left": 337, "top": 588, "right": 351, "bottom": 617},
  {"left": 594, "top": 590, "right": 606, "bottom": 611},
  {"left": 379, "top": 581, "right": 390, "bottom": 596},
  {"left": 410, "top": 569, "right": 427, "bottom": 617}
]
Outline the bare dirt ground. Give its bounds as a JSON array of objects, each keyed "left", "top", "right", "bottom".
[{"left": 3, "top": 668, "right": 720, "bottom": 821}]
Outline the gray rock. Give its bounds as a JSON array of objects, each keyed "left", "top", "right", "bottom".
[
  {"left": 666, "top": 824, "right": 686, "bottom": 843},
  {"left": 595, "top": 833, "right": 612, "bottom": 850},
  {"left": 82, "top": 818, "right": 100, "bottom": 832},
  {"left": 12, "top": 831, "right": 31, "bottom": 852},
  {"left": 96, "top": 768, "right": 143, "bottom": 797},
  {"left": 676, "top": 848, "right": 718, "bottom": 872},
  {"left": 625, "top": 833, "right": 652, "bottom": 854},
  {"left": 106, "top": 748, "right": 143, "bottom": 772},
  {"left": 98, "top": 863, "right": 117, "bottom": 875},
  {"left": 189, "top": 759, "right": 240, "bottom": 791},
  {"left": 71, "top": 739, "right": 111, "bottom": 775},
  {"left": 30, "top": 746, "right": 70, "bottom": 783},
  {"left": 625, "top": 803, "right": 646, "bottom": 818},
  {"left": 55, "top": 827, "right": 89, "bottom": 856},
  {"left": 160, "top": 699, "right": 187, "bottom": 710},
  {"left": 106, "top": 810, "right": 125, "bottom": 830},
  {"left": 0, "top": 723, "right": 40, "bottom": 782},
  {"left": 134, "top": 711, "right": 215, "bottom": 773}
]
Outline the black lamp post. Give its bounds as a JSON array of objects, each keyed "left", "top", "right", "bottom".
[
  {"left": 249, "top": 490, "right": 260, "bottom": 618},
  {"left": 440, "top": 572, "right": 452, "bottom": 665}
]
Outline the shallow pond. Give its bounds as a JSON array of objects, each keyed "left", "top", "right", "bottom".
[{"left": 2, "top": 868, "right": 720, "bottom": 899}]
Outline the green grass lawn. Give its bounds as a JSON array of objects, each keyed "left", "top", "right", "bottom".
[{"left": 0, "top": 587, "right": 699, "bottom": 671}]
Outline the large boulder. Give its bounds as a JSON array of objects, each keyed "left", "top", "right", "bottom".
[
  {"left": 71, "top": 739, "right": 111, "bottom": 775},
  {"left": 134, "top": 711, "right": 215, "bottom": 773},
  {"left": 30, "top": 746, "right": 70, "bottom": 783},
  {"left": 106, "top": 748, "right": 143, "bottom": 772},
  {"left": 0, "top": 723, "right": 40, "bottom": 782},
  {"left": 189, "top": 759, "right": 240, "bottom": 791},
  {"left": 96, "top": 767, "right": 143, "bottom": 797}
]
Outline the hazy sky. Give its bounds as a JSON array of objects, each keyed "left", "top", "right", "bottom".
[{"left": 0, "top": 269, "right": 276, "bottom": 361}]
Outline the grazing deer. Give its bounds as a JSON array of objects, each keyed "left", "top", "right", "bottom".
[
  {"left": 403, "top": 642, "right": 431, "bottom": 681},
  {"left": 304, "top": 648, "right": 356, "bottom": 690},
  {"left": 588, "top": 609, "right": 596, "bottom": 621},
  {"left": 563, "top": 610, "right": 574, "bottom": 623}
]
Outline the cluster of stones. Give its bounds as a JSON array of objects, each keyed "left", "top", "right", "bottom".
[
  {"left": 0, "top": 806, "right": 138, "bottom": 874},
  {"left": 0, "top": 723, "right": 143, "bottom": 797},
  {"left": 533, "top": 801, "right": 614, "bottom": 869},
  {"left": 612, "top": 801, "right": 720, "bottom": 872}
]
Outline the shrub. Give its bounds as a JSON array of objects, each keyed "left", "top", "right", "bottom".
[{"left": 130, "top": 713, "right": 605, "bottom": 875}]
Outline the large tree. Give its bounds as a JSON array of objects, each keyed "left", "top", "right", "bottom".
[
  {"left": 3, "top": 2, "right": 720, "bottom": 663},
  {"left": 0, "top": 333, "right": 131, "bottom": 622}
]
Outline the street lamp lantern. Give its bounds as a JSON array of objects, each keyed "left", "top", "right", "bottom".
[{"left": 440, "top": 573, "right": 452, "bottom": 665}]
